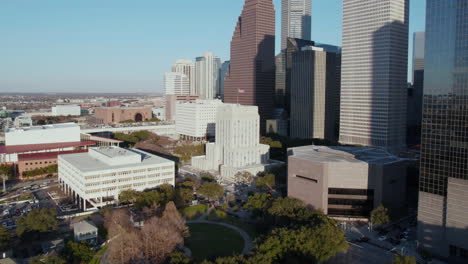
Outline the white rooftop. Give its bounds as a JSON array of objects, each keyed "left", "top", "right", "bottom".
[
  {"left": 289, "top": 145, "right": 403, "bottom": 165},
  {"left": 74, "top": 220, "right": 97, "bottom": 234},
  {"left": 6, "top": 122, "right": 78, "bottom": 133},
  {"left": 59, "top": 146, "right": 173, "bottom": 172}
]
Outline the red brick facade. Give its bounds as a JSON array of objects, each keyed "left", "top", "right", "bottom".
[{"left": 94, "top": 107, "right": 153, "bottom": 124}]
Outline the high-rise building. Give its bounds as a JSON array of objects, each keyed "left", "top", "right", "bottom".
[
  {"left": 218, "top": 61, "right": 230, "bottom": 99},
  {"left": 406, "top": 32, "right": 425, "bottom": 147},
  {"left": 281, "top": 0, "right": 312, "bottom": 50},
  {"left": 224, "top": 0, "right": 276, "bottom": 130},
  {"left": 172, "top": 59, "right": 196, "bottom": 95},
  {"left": 417, "top": 1, "right": 468, "bottom": 262},
  {"left": 195, "top": 52, "right": 221, "bottom": 100},
  {"left": 290, "top": 45, "right": 341, "bottom": 142},
  {"left": 339, "top": 0, "right": 409, "bottom": 151},
  {"left": 164, "top": 72, "right": 190, "bottom": 95}
]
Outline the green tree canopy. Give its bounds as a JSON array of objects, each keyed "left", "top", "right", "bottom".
[
  {"left": 254, "top": 173, "right": 276, "bottom": 191},
  {"left": 243, "top": 193, "right": 273, "bottom": 217},
  {"left": 371, "top": 205, "right": 390, "bottom": 226},
  {"left": 175, "top": 187, "right": 194, "bottom": 207},
  {"left": 17, "top": 208, "right": 58, "bottom": 236},
  {"left": 0, "top": 226, "right": 11, "bottom": 251},
  {"left": 119, "top": 189, "right": 139, "bottom": 204},
  {"left": 29, "top": 255, "right": 67, "bottom": 264},
  {"left": 389, "top": 255, "right": 417, "bottom": 264},
  {"left": 61, "top": 241, "right": 95, "bottom": 264},
  {"left": 197, "top": 182, "right": 224, "bottom": 201}
]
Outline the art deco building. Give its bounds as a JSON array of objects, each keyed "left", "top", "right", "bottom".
[
  {"left": 417, "top": 1, "right": 468, "bottom": 262},
  {"left": 339, "top": 0, "right": 409, "bottom": 151},
  {"left": 281, "top": 0, "right": 312, "bottom": 50},
  {"left": 224, "top": 0, "right": 276, "bottom": 130}
]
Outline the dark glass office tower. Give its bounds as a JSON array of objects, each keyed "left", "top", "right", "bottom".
[{"left": 417, "top": 1, "right": 468, "bottom": 262}]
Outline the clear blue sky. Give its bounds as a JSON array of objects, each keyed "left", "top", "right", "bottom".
[{"left": 0, "top": 0, "right": 426, "bottom": 93}]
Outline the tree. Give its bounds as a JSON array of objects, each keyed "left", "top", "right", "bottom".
[
  {"left": 175, "top": 187, "right": 194, "bottom": 207},
  {"left": 0, "top": 226, "right": 11, "bottom": 251},
  {"left": 370, "top": 205, "right": 390, "bottom": 226},
  {"left": 17, "top": 208, "right": 58, "bottom": 236},
  {"left": 234, "top": 171, "right": 255, "bottom": 185},
  {"left": 119, "top": 189, "right": 139, "bottom": 204},
  {"left": 268, "top": 197, "right": 305, "bottom": 218},
  {"left": 29, "top": 255, "right": 66, "bottom": 264},
  {"left": 168, "top": 251, "right": 191, "bottom": 264},
  {"left": 200, "top": 172, "right": 215, "bottom": 182},
  {"left": 389, "top": 255, "right": 416, "bottom": 264},
  {"left": 156, "top": 184, "right": 175, "bottom": 205},
  {"left": 243, "top": 193, "right": 273, "bottom": 217},
  {"left": 61, "top": 241, "right": 95, "bottom": 264},
  {"left": 254, "top": 173, "right": 276, "bottom": 191},
  {"left": 197, "top": 182, "right": 224, "bottom": 201}
]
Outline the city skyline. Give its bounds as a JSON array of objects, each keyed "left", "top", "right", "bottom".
[{"left": 0, "top": 0, "right": 425, "bottom": 93}]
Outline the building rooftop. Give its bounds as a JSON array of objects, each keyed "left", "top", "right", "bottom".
[
  {"left": 59, "top": 146, "right": 173, "bottom": 172},
  {"left": 74, "top": 220, "right": 97, "bottom": 234},
  {"left": 289, "top": 145, "right": 404, "bottom": 165},
  {"left": 18, "top": 149, "right": 88, "bottom": 162},
  {"left": 5, "top": 122, "right": 78, "bottom": 133},
  {"left": 0, "top": 141, "right": 96, "bottom": 154}
]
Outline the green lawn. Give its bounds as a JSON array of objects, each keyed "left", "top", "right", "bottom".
[
  {"left": 206, "top": 209, "right": 259, "bottom": 239},
  {"left": 186, "top": 223, "right": 244, "bottom": 261},
  {"left": 180, "top": 204, "right": 208, "bottom": 220}
]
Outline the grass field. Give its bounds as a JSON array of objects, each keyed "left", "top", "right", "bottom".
[
  {"left": 180, "top": 204, "right": 208, "bottom": 220},
  {"left": 206, "top": 209, "right": 259, "bottom": 239},
  {"left": 186, "top": 223, "right": 244, "bottom": 261}
]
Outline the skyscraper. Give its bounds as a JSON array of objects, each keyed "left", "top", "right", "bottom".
[
  {"left": 218, "top": 61, "right": 230, "bottom": 99},
  {"left": 224, "top": 0, "right": 276, "bottom": 131},
  {"left": 339, "top": 0, "right": 409, "bottom": 151},
  {"left": 172, "top": 59, "right": 196, "bottom": 95},
  {"left": 195, "top": 52, "right": 221, "bottom": 100},
  {"left": 417, "top": 1, "right": 468, "bottom": 262},
  {"left": 163, "top": 72, "right": 189, "bottom": 95},
  {"left": 281, "top": 0, "right": 312, "bottom": 50}
]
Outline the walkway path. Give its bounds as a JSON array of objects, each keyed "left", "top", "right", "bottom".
[{"left": 186, "top": 206, "right": 253, "bottom": 255}]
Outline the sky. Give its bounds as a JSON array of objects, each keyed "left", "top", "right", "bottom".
[{"left": 0, "top": 0, "right": 426, "bottom": 94}]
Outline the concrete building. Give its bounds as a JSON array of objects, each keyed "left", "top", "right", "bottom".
[
  {"left": 172, "top": 59, "right": 196, "bottom": 95},
  {"left": 165, "top": 95, "right": 199, "bottom": 121},
  {"left": 94, "top": 107, "right": 153, "bottom": 124},
  {"left": 59, "top": 147, "right": 175, "bottom": 210},
  {"left": 406, "top": 32, "right": 425, "bottom": 147},
  {"left": 73, "top": 220, "right": 98, "bottom": 245},
  {"left": 13, "top": 117, "right": 32, "bottom": 128},
  {"left": 224, "top": 0, "right": 276, "bottom": 131},
  {"left": 290, "top": 45, "right": 341, "bottom": 142},
  {"left": 195, "top": 52, "right": 221, "bottom": 99},
  {"left": 192, "top": 104, "right": 270, "bottom": 181},
  {"left": 175, "top": 99, "right": 223, "bottom": 141},
  {"left": 281, "top": 0, "right": 312, "bottom": 50},
  {"left": 417, "top": 1, "right": 468, "bottom": 262},
  {"left": 164, "top": 72, "right": 190, "bottom": 95},
  {"left": 340, "top": 0, "right": 408, "bottom": 151},
  {"left": 51, "top": 105, "right": 81, "bottom": 116},
  {"left": 5, "top": 123, "right": 80, "bottom": 146},
  {"left": 288, "top": 145, "right": 407, "bottom": 217},
  {"left": 152, "top": 107, "right": 165, "bottom": 121}
]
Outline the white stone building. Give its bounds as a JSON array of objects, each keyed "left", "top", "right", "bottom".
[
  {"left": 59, "top": 147, "right": 175, "bottom": 210},
  {"left": 176, "top": 99, "right": 223, "bottom": 140},
  {"left": 192, "top": 104, "right": 270, "bottom": 180},
  {"left": 164, "top": 72, "right": 190, "bottom": 95},
  {"left": 51, "top": 105, "right": 81, "bottom": 116},
  {"left": 172, "top": 59, "right": 196, "bottom": 95},
  {"left": 5, "top": 123, "right": 81, "bottom": 146}
]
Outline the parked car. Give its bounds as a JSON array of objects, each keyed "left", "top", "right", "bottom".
[{"left": 378, "top": 235, "right": 387, "bottom": 241}]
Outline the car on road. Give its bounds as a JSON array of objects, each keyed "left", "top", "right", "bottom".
[
  {"left": 378, "top": 235, "right": 387, "bottom": 241},
  {"left": 357, "top": 236, "right": 370, "bottom": 243},
  {"left": 2, "top": 210, "right": 8, "bottom": 216}
]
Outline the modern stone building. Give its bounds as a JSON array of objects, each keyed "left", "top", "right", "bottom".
[
  {"left": 417, "top": 1, "right": 468, "bottom": 262},
  {"left": 175, "top": 99, "right": 223, "bottom": 141},
  {"left": 281, "top": 0, "right": 312, "bottom": 50},
  {"left": 195, "top": 52, "right": 221, "bottom": 100},
  {"left": 224, "top": 0, "right": 276, "bottom": 131},
  {"left": 288, "top": 145, "right": 407, "bottom": 217},
  {"left": 165, "top": 95, "right": 199, "bottom": 121},
  {"left": 172, "top": 59, "right": 195, "bottom": 95},
  {"left": 192, "top": 104, "right": 270, "bottom": 181},
  {"left": 289, "top": 45, "right": 341, "bottom": 142},
  {"left": 59, "top": 147, "right": 175, "bottom": 210},
  {"left": 94, "top": 107, "right": 153, "bottom": 124},
  {"left": 340, "top": 0, "right": 409, "bottom": 151}
]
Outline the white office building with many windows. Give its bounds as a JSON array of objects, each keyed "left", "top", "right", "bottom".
[
  {"left": 58, "top": 147, "right": 175, "bottom": 210},
  {"left": 175, "top": 99, "right": 223, "bottom": 141}
]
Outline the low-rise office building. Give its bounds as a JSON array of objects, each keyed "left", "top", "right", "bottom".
[
  {"left": 5, "top": 123, "right": 81, "bottom": 146},
  {"left": 176, "top": 99, "right": 222, "bottom": 141},
  {"left": 94, "top": 107, "right": 153, "bottom": 124},
  {"left": 51, "top": 105, "right": 81, "bottom": 116},
  {"left": 59, "top": 146, "right": 175, "bottom": 210},
  {"left": 288, "top": 145, "right": 407, "bottom": 218},
  {"left": 74, "top": 220, "right": 98, "bottom": 245}
]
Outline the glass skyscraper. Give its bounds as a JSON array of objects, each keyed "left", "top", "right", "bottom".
[{"left": 417, "top": 1, "right": 468, "bottom": 262}]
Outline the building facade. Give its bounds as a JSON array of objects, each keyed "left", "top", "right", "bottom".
[
  {"left": 218, "top": 61, "right": 230, "bottom": 99},
  {"left": 59, "top": 147, "right": 175, "bottom": 210},
  {"left": 417, "top": 1, "right": 468, "bottom": 262},
  {"left": 94, "top": 107, "right": 153, "bottom": 124},
  {"left": 290, "top": 45, "right": 341, "bottom": 142},
  {"left": 165, "top": 95, "right": 199, "bottom": 121},
  {"left": 223, "top": 0, "right": 276, "bottom": 130},
  {"left": 51, "top": 105, "right": 81, "bottom": 116},
  {"left": 164, "top": 72, "right": 190, "bottom": 95},
  {"left": 5, "top": 123, "right": 81, "bottom": 146},
  {"left": 281, "top": 0, "right": 312, "bottom": 50},
  {"left": 175, "top": 99, "right": 223, "bottom": 141},
  {"left": 339, "top": 0, "right": 409, "bottom": 151},
  {"left": 172, "top": 59, "right": 196, "bottom": 95},
  {"left": 195, "top": 52, "right": 221, "bottom": 99},
  {"left": 288, "top": 146, "right": 407, "bottom": 217},
  {"left": 192, "top": 104, "right": 270, "bottom": 180}
]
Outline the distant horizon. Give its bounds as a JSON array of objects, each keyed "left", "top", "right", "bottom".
[{"left": 0, "top": 0, "right": 425, "bottom": 93}]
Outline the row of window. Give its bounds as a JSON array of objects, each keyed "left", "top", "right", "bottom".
[{"left": 24, "top": 160, "right": 57, "bottom": 166}]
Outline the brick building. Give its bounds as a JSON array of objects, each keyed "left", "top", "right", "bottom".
[{"left": 94, "top": 107, "right": 153, "bottom": 124}]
